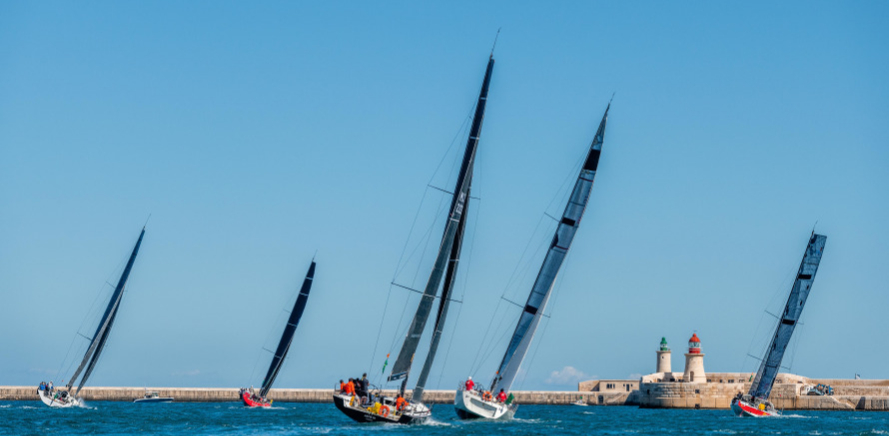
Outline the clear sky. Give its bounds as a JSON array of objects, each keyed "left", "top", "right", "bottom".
[{"left": 1, "top": 1, "right": 887, "bottom": 392}]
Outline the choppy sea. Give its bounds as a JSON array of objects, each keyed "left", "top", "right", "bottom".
[{"left": 2, "top": 401, "right": 888, "bottom": 435}]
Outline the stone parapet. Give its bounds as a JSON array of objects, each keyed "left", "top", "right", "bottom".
[{"left": 0, "top": 387, "right": 595, "bottom": 405}]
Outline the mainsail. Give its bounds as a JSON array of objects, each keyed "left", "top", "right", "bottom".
[
  {"left": 491, "top": 103, "right": 610, "bottom": 394},
  {"left": 67, "top": 228, "right": 145, "bottom": 396},
  {"left": 387, "top": 56, "right": 495, "bottom": 399},
  {"left": 259, "top": 260, "right": 317, "bottom": 398},
  {"left": 748, "top": 233, "right": 827, "bottom": 400}
]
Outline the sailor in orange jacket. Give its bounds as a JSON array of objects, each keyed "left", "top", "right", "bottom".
[
  {"left": 345, "top": 379, "right": 355, "bottom": 395},
  {"left": 395, "top": 395, "right": 407, "bottom": 412}
]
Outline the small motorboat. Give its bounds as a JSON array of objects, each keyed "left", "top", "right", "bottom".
[
  {"left": 133, "top": 391, "right": 173, "bottom": 403},
  {"left": 573, "top": 399, "right": 589, "bottom": 407}
]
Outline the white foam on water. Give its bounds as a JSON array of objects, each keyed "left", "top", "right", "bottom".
[
  {"left": 421, "top": 417, "right": 451, "bottom": 427},
  {"left": 777, "top": 413, "right": 815, "bottom": 419}
]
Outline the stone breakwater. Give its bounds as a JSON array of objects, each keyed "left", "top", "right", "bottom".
[
  {"left": 631, "top": 374, "right": 889, "bottom": 411},
  {"left": 0, "top": 387, "right": 590, "bottom": 405}
]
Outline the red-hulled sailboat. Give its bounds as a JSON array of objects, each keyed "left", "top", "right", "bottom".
[
  {"left": 731, "top": 233, "right": 827, "bottom": 417},
  {"left": 240, "top": 260, "right": 316, "bottom": 407}
]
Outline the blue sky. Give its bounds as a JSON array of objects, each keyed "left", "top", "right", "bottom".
[{"left": 1, "top": 1, "right": 887, "bottom": 392}]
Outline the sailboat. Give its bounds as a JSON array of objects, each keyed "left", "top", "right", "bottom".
[
  {"left": 333, "top": 54, "right": 494, "bottom": 425},
  {"left": 38, "top": 227, "right": 146, "bottom": 408},
  {"left": 731, "top": 232, "right": 827, "bottom": 417},
  {"left": 240, "top": 260, "right": 317, "bottom": 407},
  {"left": 455, "top": 102, "right": 612, "bottom": 420}
]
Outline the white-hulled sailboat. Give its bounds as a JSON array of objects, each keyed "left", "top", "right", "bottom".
[
  {"left": 333, "top": 54, "right": 494, "bottom": 425},
  {"left": 240, "top": 260, "right": 316, "bottom": 407},
  {"left": 38, "top": 227, "right": 145, "bottom": 408},
  {"left": 731, "top": 233, "right": 827, "bottom": 417},
  {"left": 455, "top": 102, "right": 611, "bottom": 420}
]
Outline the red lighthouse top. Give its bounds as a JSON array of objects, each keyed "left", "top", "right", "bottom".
[{"left": 688, "top": 333, "right": 701, "bottom": 354}]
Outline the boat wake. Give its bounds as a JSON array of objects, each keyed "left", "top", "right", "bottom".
[
  {"left": 776, "top": 413, "right": 815, "bottom": 419},
  {"left": 420, "top": 417, "right": 451, "bottom": 427}
]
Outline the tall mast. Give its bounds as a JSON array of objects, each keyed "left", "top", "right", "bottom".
[
  {"left": 491, "top": 103, "right": 610, "bottom": 394},
  {"left": 412, "top": 189, "right": 469, "bottom": 402},
  {"left": 748, "top": 233, "right": 827, "bottom": 400},
  {"left": 259, "top": 261, "right": 316, "bottom": 398},
  {"left": 387, "top": 56, "right": 495, "bottom": 396},
  {"left": 68, "top": 228, "right": 145, "bottom": 395}
]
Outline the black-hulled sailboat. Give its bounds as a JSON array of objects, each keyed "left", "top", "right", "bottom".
[
  {"left": 240, "top": 260, "right": 316, "bottom": 407},
  {"left": 333, "top": 54, "right": 494, "bottom": 425},
  {"left": 731, "top": 233, "right": 827, "bottom": 417},
  {"left": 38, "top": 228, "right": 145, "bottom": 408},
  {"left": 455, "top": 102, "right": 612, "bottom": 420}
]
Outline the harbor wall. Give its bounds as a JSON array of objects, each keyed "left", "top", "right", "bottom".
[
  {"left": 0, "top": 387, "right": 591, "bottom": 405},
  {"left": 632, "top": 373, "right": 889, "bottom": 411}
]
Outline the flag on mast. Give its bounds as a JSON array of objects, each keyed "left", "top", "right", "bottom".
[{"left": 382, "top": 353, "right": 390, "bottom": 374}]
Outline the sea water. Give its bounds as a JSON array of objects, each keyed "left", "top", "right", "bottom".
[{"left": 2, "top": 401, "right": 888, "bottom": 435}]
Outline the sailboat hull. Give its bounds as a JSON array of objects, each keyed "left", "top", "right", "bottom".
[
  {"left": 240, "top": 390, "right": 271, "bottom": 408},
  {"left": 332, "top": 393, "right": 429, "bottom": 424},
  {"left": 731, "top": 398, "right": 779, "bottom": 417},
  {"left": 454, "top": 387, "right": 517, "bottom": 420},
  {"left": 38, "top": 389, "right": 80, "bottom": 408}
]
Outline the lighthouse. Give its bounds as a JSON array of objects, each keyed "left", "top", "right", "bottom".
[
  {"left": 683, "top": 333, "right": 706, "bottom": 383},
  {"left": 656, "top": 337, "right": 671, "bottom": 373}
]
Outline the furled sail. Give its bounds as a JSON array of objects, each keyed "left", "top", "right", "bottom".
[
  {"left": 68, "top": 228, "right": 145, "bottom": 396},
  {"left": 748, "top": 233, "right": 827, "bottom": 400},
  {"left": 388, "top": 56, "right": 495, "bottom": 389},
  {"left": 491, "top": 103, "right": 610, "bottom": 394},
  {"left": 259, "top": 260, "right": 316, "bottom": 398}
]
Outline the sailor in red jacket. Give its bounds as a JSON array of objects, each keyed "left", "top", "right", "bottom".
[
  {"left": 497, "top": 389, "right": 507, "bottom": 403},
  {"left": 465, "top": 376, "right": 474, "bottom": 391}
]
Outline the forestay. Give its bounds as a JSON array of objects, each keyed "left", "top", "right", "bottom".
[
  {"left": 491, "top": 104, "right": 610, "bottom": 394},
  {"left": 68, "top": 228, "right": 145, "bottom": 396},
  {"left": 748, "top": 233, "right": 827, "bottom": 400},
  {"left": 260, "top": 261, "right": 316, "bottom": 398},
  {"left": 388, "top": 56, "right": 495, "bottom": 391}
]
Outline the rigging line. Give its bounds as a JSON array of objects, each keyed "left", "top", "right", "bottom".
[
  {"left": 390, "top": 102, "right": 471, "bottom": 282},
  {"left": 517, "top": 315, "right": 551, "bottom": 390},
  {"left": 368, "top": 283, "right": 396, "bottom": 378},
  {"left": 439, "top": 187, "right": 481, "bottom": 387},
  {"left": 499, "top": 214, "right": 547, "bottom": 299},
  {"left": 515, "top": 239, "right": 575, "bottom": 391},
  {"left": 468, "top": 295, "right": 505, "bottom": 375},
  {"left": 386, "top": 194, "right": 452, "bottom": 359},
  {"left": 474, "top": 311, "right": 520, "bottom": 376}
]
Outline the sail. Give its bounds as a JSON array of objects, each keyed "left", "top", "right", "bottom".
[
  {"left": 68, "top": 228, "right": 145, "bottom": 395},
  {"left": 411, "top": 192, "right": 469, "bottom": 403},
  {"left": 259, "top": 261, "right": 316, "bottom": 398},
  {"left": 748, "top": 233, "right": 827, "bottom": 400},
  {"left": 388, "top": 56, "right": 494, "bottom": 386},
  {"left": 491, "top": 103, "right": 610, "bottom": 394}
]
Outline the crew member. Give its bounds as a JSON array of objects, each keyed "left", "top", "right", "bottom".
[
  {"left": 497, "top": 389, "right": 507, "bottom": 403},
  {"left": 345, "top": 378, "right": 355, "bottom": 395},
  {"left": 395, "top": 395, "right": 406, "bottom": 412},
  {"left": 339, "top": 380, "right": 346, "bottom": 393},
  {"left": 465, "top": 376, "right": 474, "bottom": 391}
]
